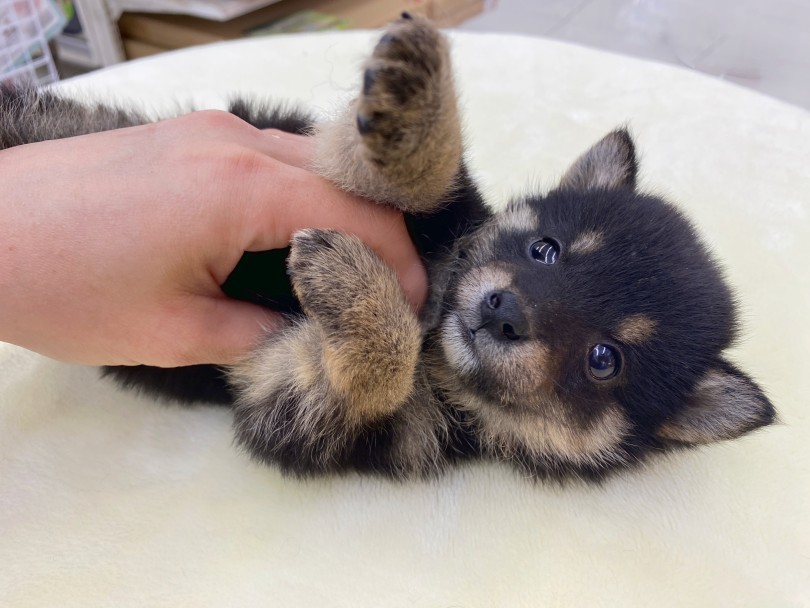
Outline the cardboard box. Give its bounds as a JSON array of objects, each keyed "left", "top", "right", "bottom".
[
  {"left": 430, "top": 0, "right": 485, "bottom": 27},
  {"left": 119, "top": 0, "right": 432, "bottom": 51},
  {"left": 122, "top": 37, "right": 168, "bottom": 59}
]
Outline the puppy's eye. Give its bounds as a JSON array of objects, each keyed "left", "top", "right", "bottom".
[
  {"left": 588, "top": 344, "right": 619, "bottom": 380},
  {"left": 530, "top": 239, "right": 560, "bottom": 264}
]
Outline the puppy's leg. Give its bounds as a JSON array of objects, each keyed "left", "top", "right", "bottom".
[
  {"left": 229, "top": 229, "right": 441, "bottom": 477},
  {"left": 314, "top": 14, "right": 462, "bottom": 213}
]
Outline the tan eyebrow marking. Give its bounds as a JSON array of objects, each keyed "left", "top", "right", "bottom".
[
  {"left": 498, "top": 204, "right": 537, "bottom": 231},
  {"left": 615, "top": 314, "right": 658, "bottom": 344},
  {"left": 568, "top": 231, "right": 605, "bottom": 255}
]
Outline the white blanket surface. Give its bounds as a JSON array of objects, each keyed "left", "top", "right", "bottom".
[{"left": 1, "top": 32, "right": 808, "bottom": 607}]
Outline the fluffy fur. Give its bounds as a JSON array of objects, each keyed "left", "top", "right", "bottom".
[{"left": 0, "top": 15, "right": 775, "bottom": 482}]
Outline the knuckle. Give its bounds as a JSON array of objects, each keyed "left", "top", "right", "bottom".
[
  {"left": 169, "top": 346, "right": 198, "bottom": 367},
  {"left": 203, "top": 145, "right": 278, "bottom": 211},
  {"left": 219, "top": 145, "right": 268, "bottom": 179},
  {"left": 189, "top": 109, "right": 248, "bottom": 132}
]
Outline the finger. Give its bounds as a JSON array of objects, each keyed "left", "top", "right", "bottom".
[
  {"left": 248, "top": 128, "right": 314, "bottom": 169},
  {"left": 396, "top": 258, "right": 429, "bottom": 313},
  {"left": 164, "top": 297, "right": 286, "bottom": 366},
  {"left": 226, "top": 126, "right": 315, "bottom": 169}
]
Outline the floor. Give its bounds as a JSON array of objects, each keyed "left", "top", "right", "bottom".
[{"left": 460, "top": 0, "right": 810, "bottom": 110}]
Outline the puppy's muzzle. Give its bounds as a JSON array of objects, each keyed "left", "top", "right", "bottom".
[{"left": 480, "top": 291, "right": 528, "bottom": 341}]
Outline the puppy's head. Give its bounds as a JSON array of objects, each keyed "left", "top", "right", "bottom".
[{"left": 436, "top": 129, "right": 774, "bottom": 481}]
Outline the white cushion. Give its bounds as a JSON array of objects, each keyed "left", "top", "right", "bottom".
[{"left": 1, "top": 31, "right": 807, "bottom": 606}]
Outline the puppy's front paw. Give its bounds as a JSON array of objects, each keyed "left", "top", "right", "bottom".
[
  {"left": 288, "top": 229, "right": 405, "bottom": 333},
  {"left": 357, "top": 14, "right": 455, "bottom": 165},
  {"left": 288, "top": 229, "right": 359, "bottom": 317},
  {"left": 287, "top": 228, "right": 421, "bottom": 414},
  {"left": 312, "top": 15, "right": 462, "bottom": 212}
]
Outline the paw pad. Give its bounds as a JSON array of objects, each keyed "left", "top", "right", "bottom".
[
  {"left": 362, "top": 68, "right": 377, "bottom": 95},
  {"left": 379, "top": 33, "right": 398, "bottom": 46},
  {"left": 356, "top": 113, "right": 374, "bottom": 135}
]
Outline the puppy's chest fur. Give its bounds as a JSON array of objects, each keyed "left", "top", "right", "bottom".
[{"left": 1, "top": 14, "right": 774, "bottom": 482}]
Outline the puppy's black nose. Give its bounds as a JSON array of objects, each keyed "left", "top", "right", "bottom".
[{"left": 480, "top": 291, "right": 529, "bottom": 341}]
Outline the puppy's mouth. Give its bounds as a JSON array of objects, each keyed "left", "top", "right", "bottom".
[
  {"left": 439, "top": 311, "right": 482, "bottom": 375},
  {"left": 450, "top": 311, "right": 478, "bottom": 344},
  {"left": 461, "top": 318, "right": 489, "bottom": 346},
  {"left": 464, "top": 323, "right": 476, "bottom": 345}
]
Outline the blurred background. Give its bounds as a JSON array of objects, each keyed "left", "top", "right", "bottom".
[
  {"left": 463, "top": 0, "right": 810, "bottom": 109},
  {"left": 2, "top": 0, "right": 809, "bottom": 109}
]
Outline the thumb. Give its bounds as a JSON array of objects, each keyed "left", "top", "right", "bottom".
[{"left": 167, "top": 297, "right": 284, "bottom": 366}]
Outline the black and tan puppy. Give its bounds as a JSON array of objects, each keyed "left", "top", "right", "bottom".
[{"left": 0, "top": 15, "right": 774, "bottom": 481}]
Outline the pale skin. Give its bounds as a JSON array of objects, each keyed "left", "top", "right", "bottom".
[{"left": 0, "top": 110, "right": 427, "bottom": 367}]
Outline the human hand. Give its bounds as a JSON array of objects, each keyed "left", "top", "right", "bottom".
[{"left": 0, "top": 111, "right": 427, "bottom": 367}]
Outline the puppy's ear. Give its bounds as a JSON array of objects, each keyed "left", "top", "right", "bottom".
[
  {"left": 557, "top": 128, "right": 637, "bottom": 191},
  {"left": 657, "top": 360, "right": 776, "bottom": 444}
]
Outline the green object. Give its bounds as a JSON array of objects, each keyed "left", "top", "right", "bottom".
[{"left": 61, "top": 1, "right": 75, "bottom": 20}]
